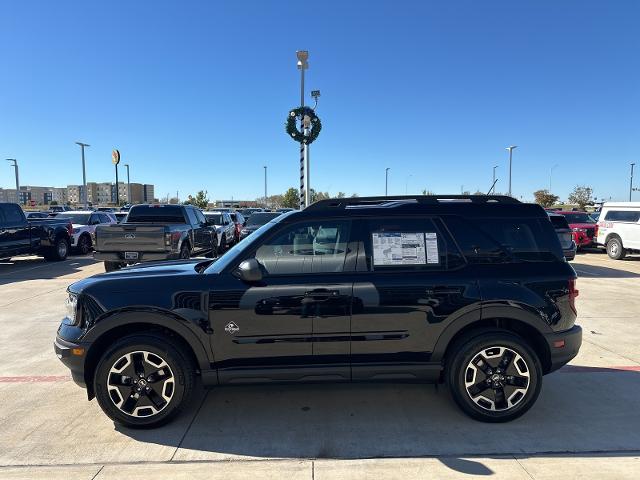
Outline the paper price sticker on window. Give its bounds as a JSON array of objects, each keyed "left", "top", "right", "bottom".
[
  {"left": 425, "top": 232, "right": 440, "bottom": 264},
  {"left": 372, "top": 232, "right": 427, "bottom": 265}
]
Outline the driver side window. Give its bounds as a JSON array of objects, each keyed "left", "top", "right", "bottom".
[{"left": 254, "top": 221, "right": 351, "bottom": 275}]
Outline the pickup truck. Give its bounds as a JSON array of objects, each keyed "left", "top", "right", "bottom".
[
  {"left": 94, "top": 204, "right": 218, "bottom": 271},
  {"left": 0, "top": 203, "right": 73, "bottom": 261}
]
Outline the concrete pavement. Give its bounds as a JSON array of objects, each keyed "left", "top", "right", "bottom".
[{"left": 1, "top": 252, "right": 639, "bottom": 478}]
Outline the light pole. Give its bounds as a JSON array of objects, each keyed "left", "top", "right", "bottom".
[
  {"left": 6, "top": 159, "right": 19, "bottom": 203},
  {"left": 549, "top": 164, "right": 559, "bottom": 192},
  {"left": 124, "top": 164, "right": 131, "bottom": 205},
  {"left": 491, "top": 165, "right": 498, "bottom": 194},
  {"left": 385, "top": 167, "right": 390, "bottom": 196},
  {"left": 506, "top": 145, "right": 518, "bottom": 197},
  {"left": 405, "top": 174, "right": 412, "bottom": 194},
  {"left": 75, "top": 142, "right": 90, "bottom": 208},
  {"left": 296, "top": 50, "right": 309, "bottom": 208},
  {"left": 263, "top": 165, "right": 268, "bottom": 207},
  {"left": 631, "top": 163, "right": 636, "bottom": 202}
]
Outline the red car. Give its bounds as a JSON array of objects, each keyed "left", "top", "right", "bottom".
[{"left": 556, "top": 211, "right": 597, "bottom": 249}]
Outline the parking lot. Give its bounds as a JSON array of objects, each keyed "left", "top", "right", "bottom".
[{"left": 0, "top": 252, "right": 639, "bottom": 479}]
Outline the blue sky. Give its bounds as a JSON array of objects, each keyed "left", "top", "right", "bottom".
[{"left": 1, "top": 1, "right": 638, "bottom": 202}]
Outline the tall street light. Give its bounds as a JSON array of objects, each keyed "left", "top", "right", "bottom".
[
  {"left": 405, "top": 174, "right": 412, "bottom": 194},
  {"left": 491, "top": 165, "right": 498, "bottom": 194},
  {"left": 263, "top": 165, "right": 268, "bottom": 207},
  {"left": 124, "top": 164, "right": 131, "bottom": 205},
  {"left": 549, "top": 163, "right": 559, "bottom": 192},
  {"left": 6, "top": 159, "right": 19, "bottom": 203},
  {"left": 631, "top": 163, "right": 636, "bottom": 202},
  {"left": 75, "top": 142, "right": 90, "bottom": 208},
  {"left": 296, "top": 50, "right": 309, "bottom": 208},
  {"left": 506, "top": 145, "right": 518, "bottom": 197},
  {"left": 385, "top": 167, "right": 390, "bottom": 196}
]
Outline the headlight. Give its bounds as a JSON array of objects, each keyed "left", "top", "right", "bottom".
[{"left": 65, "top": 292, "right": 79, "bottom": 325}]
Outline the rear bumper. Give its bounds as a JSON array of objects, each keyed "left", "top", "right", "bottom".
[
  {"left": 54, "top": 336, "right": 87, "bottom": 388},
  {"left": 94, "top": 251, "right": 179, "bottom": 263},
  {"left": 544, "top": 325, "right": 582, "bottom": 373}
]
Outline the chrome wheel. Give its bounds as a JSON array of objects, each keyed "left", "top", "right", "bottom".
[
  {"left": 464, "top": 346, "right": 530, "bottom": 412},
  {"left": 107, "top": 351, "right": 175, "bottom": 418},
  {"left": 57, "top": 239, "right": 68, "bottom": 258}
]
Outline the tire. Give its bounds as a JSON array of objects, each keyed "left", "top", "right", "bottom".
[
  {"left": 76, "top": 234, "right": 92, "bottom": 255},
  {"left": 179, "top": 243, "right": 190, "bottom": 260},
  {"left": 606, "top": 237, "right": 626, "bottom": 260},
  {"left": 205, "top": 235, "right": 218, "bottom": 258},
  {"left": 446, "top": 331, "right": 542, "bottom": 423},
  {"left": 44, "top": 236, "right": 69, "bottom": 261},
  {"left": 104, "top": 261, "right": 122, "bottom": 272},
  {"left": 220, "top": 234, "right": 227, "bottom": 252},
  {"left": 93, "top": 334, "right": 196, "bottom": 428}
]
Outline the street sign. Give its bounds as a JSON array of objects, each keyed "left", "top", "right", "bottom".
[{"left": 112, "top": 149, "right": 121, "bottom": 165}]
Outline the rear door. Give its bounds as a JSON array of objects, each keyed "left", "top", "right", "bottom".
[
  {"left": 210, "top": 218, "right": 356, "bottom": 383},
  {"left": 350, "top": 216, "right": 480, "bottom": 381}
]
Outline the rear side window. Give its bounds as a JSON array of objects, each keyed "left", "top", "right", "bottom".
[
  {"left": 604, "top": 210, "right": 640, "bottom": 222},
  {"left": 127, "top": 206, "right": 186, "bottom": 223},
  {"left": 363, "top": 217, "right": 464, "bottom": 271},
  {"left": 1, "top": 204, "right": 24, "bottom": 225},
  {"left": 444, "top": 216, "right": 560, "bottom": 263}
]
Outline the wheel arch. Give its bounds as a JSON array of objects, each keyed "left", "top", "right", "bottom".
[
  {"left": 604, "top": 232, "right": 622, "bottom": 246},
  {"left": 82, "top": 311, "right": 211, "bottom": 399},
  {"left": 433, "top": 316, "right": 552, "bottom": 375}
]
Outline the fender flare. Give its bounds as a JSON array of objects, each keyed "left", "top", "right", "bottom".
[
  {"left": 83, "top": 309, "right": 212, "bottom": 372},
  {"left": 430, "top": 304, "right": 552, "bottom": 363}
]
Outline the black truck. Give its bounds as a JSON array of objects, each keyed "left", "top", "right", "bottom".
[
  {"left": 93, "top": 204, "right": 219, "bottom": 272},
  {"left": 56, "top": 195, "right": 581, "bottom": 428},
  {"left": 0, "top": 203, "right": 73, "bottom": 261}
]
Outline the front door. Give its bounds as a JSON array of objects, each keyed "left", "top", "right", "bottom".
[{"left": 210, "top": 218, "right": 355, "bottom": 383}]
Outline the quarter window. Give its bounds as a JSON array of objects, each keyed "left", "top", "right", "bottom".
[{"left": 254, "top": 221, "right": 351, "bottom": 275}]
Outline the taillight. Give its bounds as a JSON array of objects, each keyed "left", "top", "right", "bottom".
[
  {"left": 164, "top": 232, "right": 171, "bottom": 246},
  {"left": 594, "top": 223, "right": 599, "bottom": 238},
  {"left": 67, "top": 222, "right": 73, "bottom": 235},
  {"left": 568, "top": 278, "right": 579, "bottom": 315}
]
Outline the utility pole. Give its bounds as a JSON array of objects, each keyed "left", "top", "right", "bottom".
[
  {"left": 124, "top": 164, "right": 131, "bottom": 205},
  {"left": 297, "top": 50, "right": 309, "bottom": 208},
  {"left": 506, "top": 145, "right": 518, "bottom": 197},
  {"left": 263, "top": 165, "right": 268, "bottom": 207},
  {"left": 631, "top": 163, "right": 636, "bottom": 202},
  {"left": 6, "top": 159, "right": 19, "bottom": 203},
  {"left": 385, "top": 167, "right": 390, "bottom": 196},
  {"left": 75, "top": 142, "right": 90, "bottom": 208}
]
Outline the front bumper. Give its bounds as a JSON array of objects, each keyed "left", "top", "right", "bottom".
[
  {"left": 54, "top": 336, "right": 87, "bottom": 388},
  {"left": 544, "top": 324, "right": 582, "bottom": 373}
]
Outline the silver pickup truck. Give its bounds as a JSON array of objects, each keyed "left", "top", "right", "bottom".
[{"left": 94, "top": 204, "right": 218, "bottom": 271}]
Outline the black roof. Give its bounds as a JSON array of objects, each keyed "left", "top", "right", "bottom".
[{"left": 285, "top": 195, "right": 547, "bottom": 219}]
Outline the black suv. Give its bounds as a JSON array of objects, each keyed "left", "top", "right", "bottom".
[{"left": 55, "top": 195, "right": 582, "bottom": 428}]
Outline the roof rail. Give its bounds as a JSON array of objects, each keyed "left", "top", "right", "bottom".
[{"left": 304, "top": 195, "right": 520, "bottom": 211}]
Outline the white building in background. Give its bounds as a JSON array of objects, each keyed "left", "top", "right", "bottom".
[{"left": 0, "top": 188, "right": 18, "bottom": 203}]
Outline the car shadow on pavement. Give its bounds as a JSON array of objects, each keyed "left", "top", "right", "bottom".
[
  {"left": 116, "top": 366, "right": 640, "bottom": 469},
  {"left": 571, "top": 262, "right": 640, "bottom": 278},
  {"left": 0, "top": 256, "right": 98, "bottom": 286}
]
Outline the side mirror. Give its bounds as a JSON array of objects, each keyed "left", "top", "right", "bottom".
[{"left": 235, "top": 258, "right": 263, "bottom": 283}]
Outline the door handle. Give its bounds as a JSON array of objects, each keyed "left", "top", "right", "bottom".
[
  {"left": 304, "top": 289, "right": 339, "bottom": 300},
  {"left": 426, "top": 287, "right": 461, "bottom": 296}
]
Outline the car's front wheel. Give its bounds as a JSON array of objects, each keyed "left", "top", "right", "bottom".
[
  {"left": 94, "top": 334, "right": 196, "bottom": 428},
  {"left": 447, "top": 331, "right": 542, "bottom": 423}
]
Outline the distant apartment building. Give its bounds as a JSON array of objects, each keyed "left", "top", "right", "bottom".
[
  {"left": 67, "top": 185, "right": 82, "bottom": 204},
  {"left": 66, "top": 182, "right": 155, "bottom": 205},
  {"left": 0, "top": 188, "right": 18, "bottom": 203}
]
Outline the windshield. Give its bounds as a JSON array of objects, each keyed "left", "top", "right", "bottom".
[
  {"left": 246, "top": 212, "right": 280, "bottom": 226},
  {"left": 127, "top": 206, "right": 186, "bottom": 223},
  {"left": 562, "top": 213, "right": 595, "bottom": 224},
  {"left": 60, "top": 213, "right": 91, "bottom": 224},
  {"left": 548, "top": 215, "right": 570, "bottom": 229},
  {"left": 205, "top": 214, "right": 223, "bottom": 224}
]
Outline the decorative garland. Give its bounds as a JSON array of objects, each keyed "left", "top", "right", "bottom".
[{"left": 285, "top": 106, "right": 322, "bottom": 144}]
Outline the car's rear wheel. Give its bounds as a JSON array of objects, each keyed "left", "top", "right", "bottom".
[
  {"left": 606, "top": 237, "right": 626, "bottom": 260},
  {"left": 104, "top": 261, "right": 122, "bottom": 272},
  {"left": 94, "top": 334, "right": 196, "bottom": 428},
  {"left": 44, "top": 237, "right": 69, "bottom": 261},
  {"left": 447, "top": 331, "right": 542, "bottom": 422}
]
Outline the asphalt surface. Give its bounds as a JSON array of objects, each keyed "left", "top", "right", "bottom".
[{"left": 0, "top": 251, "right": 639, "bottom": 479}]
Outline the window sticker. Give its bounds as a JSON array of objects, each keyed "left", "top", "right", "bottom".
[
  {"left": 425, "top": 232, "right": 440, "bottom": 264},
  {"left": 372, "top": 232, "right": 427, "bottom": 265}
]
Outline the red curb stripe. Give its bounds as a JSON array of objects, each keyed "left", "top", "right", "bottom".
[
  {"left": 0, "top": 375, "right": 71, "bottom": 383},
  {"left": 560, "top": 366, "right": 640, "bottom": 373}
]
